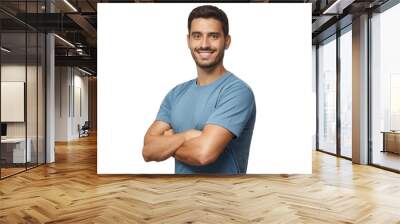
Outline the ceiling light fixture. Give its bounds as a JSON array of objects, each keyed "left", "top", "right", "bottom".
[
  {"left": 76, "top": 48, "right": 84, "bottom": 55},
  {"left": 54, "top": 34, "right": 75, "bottom": 48},
  {"left": 1, "top": 47, "right": 11, "bottom": 53},
  {"left": 63, "top": 0, "right": 78, "bottom": 12},
  {"left": 323, "top": 0, "right": 355, "bottom": 15},
  {"left": 78, "top": 67, "right": 93, "bottom": 76}
]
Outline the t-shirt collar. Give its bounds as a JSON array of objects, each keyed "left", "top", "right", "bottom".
[{"left": 194, "top": 71, "right": 231, "bottom": 88}]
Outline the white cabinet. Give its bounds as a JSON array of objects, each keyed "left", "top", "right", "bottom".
[{"left": 1, "top": 138, "right": 32, "bottom": 163}]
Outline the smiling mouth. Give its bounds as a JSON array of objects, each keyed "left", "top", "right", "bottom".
[{"left": 196, "top": 50, "right": 215, "bottom": 58}]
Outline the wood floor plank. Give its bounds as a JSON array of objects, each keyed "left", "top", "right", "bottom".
[{"left": 0, "top": 134, "right": 400, "bottom": 223}]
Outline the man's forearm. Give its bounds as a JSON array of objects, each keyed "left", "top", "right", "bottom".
[
  {"left": 174, "top": 129, "right": 220, "bottom": 166},
  {"left": 174, "top": 138, "right": 206, "bottom": 166},
  {"left": 174, "top": 126, "right": 231, "bottom": 166},
  {"left": 143, "top": 133, "right": 186, "bottom": 162}
]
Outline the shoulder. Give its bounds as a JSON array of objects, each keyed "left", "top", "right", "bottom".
[
  {"left": 173, "top": 79, "right": 194, "bottom": 91},
  {"left": 222, "top": 73, "right": 255, "bottom": 99},
  {"left": 166, "top": 79, "right": 195, "bottom": 98}
]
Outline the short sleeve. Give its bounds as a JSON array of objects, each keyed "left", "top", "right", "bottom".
[
  {"left": 155, "top": 89, "right": 174, "bottom": 124},
  {"left": 206, "top": 84, "right": 255, "bottom": 138}
]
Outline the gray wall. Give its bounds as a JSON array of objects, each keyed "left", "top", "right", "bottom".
[{"left": 55, "top": 66, "right": 89, "bottom": 141}]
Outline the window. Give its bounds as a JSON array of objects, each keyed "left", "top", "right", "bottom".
[
  {"left": 318, "top": 36, "right": 337, "bottom": 154},
  {"left": 339, "top": 28, "right": 352, "bottom": 158},
  {"left": 371, "top": 2, "right": 400, "bottom": 171}
]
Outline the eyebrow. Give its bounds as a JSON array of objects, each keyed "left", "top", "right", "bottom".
[
  {"left": 208, "top": 32, "right": 220, "bottom": 36},
  {"left": 190, "top": 32, "right": 221, "bottom": 36}
]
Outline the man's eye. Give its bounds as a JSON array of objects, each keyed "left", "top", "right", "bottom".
[
  {"left": 211, "top": 34, "right": 218, "bottom": 39},
  {"left": 193, "top": 34, "right": 201, "bottom": 39}
]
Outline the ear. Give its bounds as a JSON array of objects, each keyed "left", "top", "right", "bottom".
[
  {"left": 187, "top": 34, "right": 190, "bottom": 49},
  {"left": 224, "top": 35, "right": 231, "bottom": 50}
]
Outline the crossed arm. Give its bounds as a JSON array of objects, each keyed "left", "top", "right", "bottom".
[{"left": 142, "top": 121, "right": 233, "bottom": 166}]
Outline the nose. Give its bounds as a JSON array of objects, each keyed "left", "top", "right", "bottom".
[{"left": 200, "top": 36, "right": 210, "bottom": 49}]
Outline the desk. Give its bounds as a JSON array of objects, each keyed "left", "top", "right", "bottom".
[
  {"left": 381, "top": 131, "right": 400, "bottom": 154},
  {"left": 1, "top": 138, "right": 31, "bottom": 163}
]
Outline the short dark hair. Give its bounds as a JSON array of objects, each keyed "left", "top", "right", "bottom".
[{"left": 188, "top": 5, "right": 229, "bottom": 37}]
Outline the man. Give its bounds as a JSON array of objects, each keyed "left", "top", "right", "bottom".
[{"left": 142, "top": 5, "right": 256, "bottom": 174}]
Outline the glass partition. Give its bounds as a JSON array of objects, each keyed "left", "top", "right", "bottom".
[
  {"left": 26, "top": 0, "right": 45, "bottom": 169},
  {"left": 38, "top": 32, "right": 45, "bottom": 165},
  {"left": 27, "top": 31, "right": 38, "bottom": 169},
  {"left": 1, "top": 31, "right": 28, "bottom": 177},
  {"left": 0, "top": 1, "right": 46, "bottom": 179}
]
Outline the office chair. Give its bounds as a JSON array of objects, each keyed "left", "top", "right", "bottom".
[{"left": 79, "top": 121, "right": 90, "bottom": 138}]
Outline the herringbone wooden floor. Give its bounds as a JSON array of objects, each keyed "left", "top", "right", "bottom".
[{"left": 1, "top": 134, "right": 400, "bottom": 224}]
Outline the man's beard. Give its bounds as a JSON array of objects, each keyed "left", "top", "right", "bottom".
[{"left": 191, "top": 47, "right": 225, "bottom": 70}]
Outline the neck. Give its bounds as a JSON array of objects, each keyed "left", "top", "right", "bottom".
[{"left": 196, "top": 64, "right": 227, "bottom": 86}]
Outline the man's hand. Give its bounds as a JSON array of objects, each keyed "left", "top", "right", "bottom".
[
  {"left": 174, "top": 124, "right": 234, "bottom": 166},
  {"left": 142, "top": 121, "right": 186, "bottom": 162},
  {"left": 183, "top": 129, "right": 202, "bottom": 141},
  {"left": 143, "top": 122, "right": 232, "bottom": 166},
  {"left": 163, "top": 129, "right": 175, "bottom": 136},
  {"left": 163, "top": 128, "right": 200, "bottom": 139}
]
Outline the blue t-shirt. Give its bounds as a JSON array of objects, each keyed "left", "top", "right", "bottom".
[{"left": 156, "top": 71, "right": 256, "bottom": 174}]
